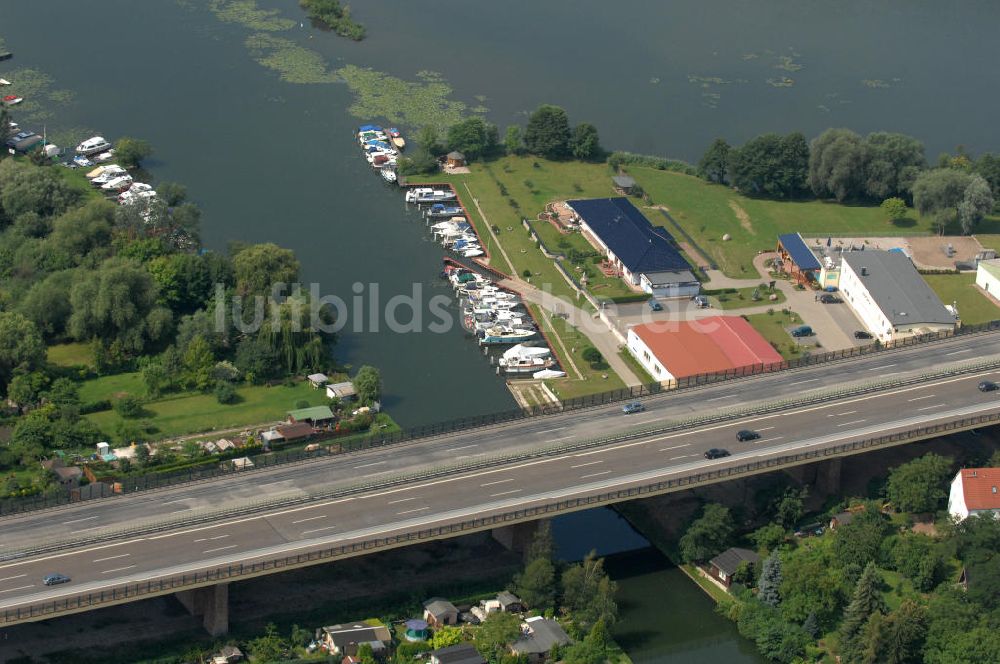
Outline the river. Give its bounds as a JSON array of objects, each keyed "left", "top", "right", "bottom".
[
  {"left": 552, "top": 508, "right": 764, "bottom": 664},
  {"left": 1, "top": 0, "right": 997, "bottom": 427}
]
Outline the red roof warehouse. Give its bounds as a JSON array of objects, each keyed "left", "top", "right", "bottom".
[{"left": 626, "top": 316, "right": 783, "bottom": 383}]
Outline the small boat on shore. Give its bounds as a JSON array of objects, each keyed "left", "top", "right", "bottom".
[
  {"left": 0, "top": 52, "right": 12, "bottom": 62},
  {"left": 533, "top": 369, "right": 566, "bottom": 380},
  {"left": 2, "top": 94, "right": 22, "bottom": 106},
  {"left": 72, "top": 155, "right": 94, "bottom": 167},
  {"left": 93, "top": 150, "right": 115, "bottom": 163},
  {"left": 0, "top": 78, "right": 10, "bottom": 86},
  {"left": 388, "top": 128, "right": 405, "bottom": 150}
]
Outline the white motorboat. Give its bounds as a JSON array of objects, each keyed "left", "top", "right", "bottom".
[
  {"left": 381, "top": 168, "right": 397, "bottom": 183},
  {"left": 93, "top": 150, "right": 115, "bottom": 163},
  {"left": 0, "top": 79, "right": 10, "bottom": 86},
  {"left": 463, "top": 249, "right": 485, "bottom": 257},
  {"left": 533, "top": 369, "right": 566, "bottom": 380},
  {"left": 502, "top": 344, "right": 552, "bottom": 361},
  {"left": 499, "top": 353, "right": 556, "bottom": 375},
  {"left": 101, "top": 175, "right": 133, "bottom": 192},
  {"left": 76, "top": 136, "right": 112, "bottom": 156},
  {"left": 118, "top": 190, "right": 157, "bottom": 206},
  {"left": 412, "top": 189, "right": 457, "bottom": 205},
  {"left": 405, "top": 187, "right": 434, "bottom": 203},
  {"left": 91, "top": 167, "right": 128, "bottom": 185}
]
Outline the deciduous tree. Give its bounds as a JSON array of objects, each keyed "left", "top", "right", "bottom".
[
  {"left": 447, "top": 116, "right": 499, "bottom": 161},
  {"left": 569, "top": 123, "right": 602, "bottom": 161},
  {"left": 679, "top": 503, "right": 734, "bottom": 562},
  {"left": 561, "top": 551, "right": 618, "bottom": 626},
  {"left": 698, "top": 137, "right": 731, "bottom": 184},
  {"left": 886, "top": 453, "right": 953, "bottom": 513},
  {"left": 524, "top": 105, "right": 571, "bottom": 159},
  {"left": 354, "top": 365, "right": 382, "bottom": 405},
  {"left": 114, "top": 137, "right": 153, "bottom": 170}
]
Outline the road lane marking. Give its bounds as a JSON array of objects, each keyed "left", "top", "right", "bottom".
[
  {"left": 354, "top": 461, "right": 386, "bottom": 469},
  {"left": 761, "top": 436, "right": 785, "bottom": 442},
  {"left": 787, "top": 378, "right": 819, "bottom": 386},
  {"left": 536, "top": 427, "right": 567, "bottom": 434},
  {"left": 580, "top": 471, "right": 612, "bottom": 479},
  {"left": 446, "top": 444, "right": 479, "bottom": 452},
  {"left": 92, "top": 554, "right": 130, "bottom": 563},
  {"left": 0, "top": 574, "right": 26, "bottom": 582},
  {"left": 169, "top": 509, "right": 190, "bottom": 514},
  {"left": 101, "top": 565, "right": 136, "bottom": 574},
  {"left": 490, "top": 489, "right": 522, "bottom": 497},
  {"left": 569, "top": 460, "right": 604, "bottom": 469},
  {"left": 62, "top": 516, "right": 98, "bottom": 525},
  {"left": 868, "top": 364, "right": 896, "bottom": 371},
  {"left": 302, "top": 525, "right": 338, "bottom": 535},
  {"left": 209, "top": 535, "right": 229, "bottom": 540},
  {"left": 758, "top": 426, "right": 775, "bottom": 431},
  {"left": 0, "top": 585, "right": 35, "bottom": 594},
  {"left": 837, "top": 419, "right": 868, "bottom": 427},
  {"left": 291, "top": 515, "right": 327, "bottom": 525},
  {"left": 388, "top": 497, "right": 417, "bottom": 504},
  {"left": 480, "top": 478, "right": 515, "bottom": 487},
  {"left": 203, "top": 545, "right": 238, "bottom": 554},
  {"left": 258, "top": 480, "right": 292, "bottom": 488},
  {"left": 828, "top": 410, "right": 858, "bottom": 417},
  {"left": 946, "top": 349, "right": 973, "bottom": 356},
  {"left": 908, "top": 394, "right": 936, "bottom": 402},
  {"left": 659, "top": 444, "right": 690, "bottom": 452},
  {"left": 916, "top": 404, "right": 946, "bottom": 411},
  {"left": 670, "top": 455, "right": 695, "bottom": 460},
  {"left": 162, "top": 499, "right": 189, "bottom": 505},
  {"left": 548, "top": 435, "right": 575, "bottom": 442},
  {"left": 14, "top": 368, "right": 993, "bottom": 570},
  {"left": 707, "top": 395, "right": 736, "bottom": 401},
  {"left": 398, "top": 507, "right": 430, "bottom": 515}
]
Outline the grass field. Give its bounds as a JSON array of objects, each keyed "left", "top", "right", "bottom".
[
  {"left": 625, "top": 168, "right": 1000, "bottom": 278},
  {"left": 744, "top": 310, "right": 807, "bottom": 360},
  {"left": 709, "top": 285, "right": 786, "bottom": 310},
  {"left": 46, "top": 342, "right": 93, "bottom": 368},
  {"left": 84, "top": 380, "right": 330, "bottom": 441},
  {"left": 527, "top": 303, "right": 626, "bottom": 400},
  {"left": 923, "top": 273, "right": 1000, "bottom": 325}
]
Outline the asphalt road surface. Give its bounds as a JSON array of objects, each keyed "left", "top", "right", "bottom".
[{"left": 2, "top": 331, "right": 1000, "bottom": 613}]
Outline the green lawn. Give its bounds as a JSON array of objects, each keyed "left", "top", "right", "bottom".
[
  {"left": 527, "top": 303, "right": 626, "bottom": 400},
  {"left": 709, "top": 285, "right": 786, "bottom": 310},
  {"left": 627, "top": 168, "right": 974, "bottom": 278},
  {"left": 84, "top": 381, "right": 330, "bottom": 441},
  {"left": 78, "top": 372, "right": 146, "bottom": 403},
  {"left": 46, "top": 342, "right": 94, "bottom": 368},
  {"left": 744, "top": 310, "right": 806, "bottom": 360},
  {"left": 619, "top": 349, "right": 655, "bottom": 385},
  {"left": 923, "top": 273, "right": 1000, "bottom": 325}
]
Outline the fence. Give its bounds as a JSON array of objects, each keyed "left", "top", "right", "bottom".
[
  {"left": 3, "top": 319, "right": 999, "bottom": 517},
  {"left": 5, "top": 409, "right": 997, "bottom": 626},
  {"left": 656, "top": 208, "right": 718, "bottom": 270}
]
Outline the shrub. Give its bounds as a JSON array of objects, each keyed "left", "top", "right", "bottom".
[
  {"left": 214, "top": 381, "right": 238, "bottom": 405},
  {"left": 295, "top": 399, "right": 310, "bottom": 409},
  {"left": 113, "top": 395, "right": 144, "bottom": 419},
  {"left": 522, "top": 270, "right": 532, "bottom": 278}
]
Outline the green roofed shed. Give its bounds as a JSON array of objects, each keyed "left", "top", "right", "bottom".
[{"left": 287, "top": 405, "right": 335, "bottom": 425}]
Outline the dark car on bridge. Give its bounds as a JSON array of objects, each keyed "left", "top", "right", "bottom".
[
  {"left": 736, "top": 429, "right": 760, "bottom": 442},
  {"left": 43, "top": 573, "right": 71, "bottom": 586},
  {"left": 978, "top": 380, "right": 998, "bottom": 392},
  {"left": 704, "top": 448, "right": 730, "bottom": 460},
  {"left": 622, "top": 401, "right": 645, "bottom": 414}
]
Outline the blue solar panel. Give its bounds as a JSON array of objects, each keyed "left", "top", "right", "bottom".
[
  {"left": 567, "top": 198, "right": 690, "bottom": 274},
  {"left": 778, "top": 233, "right": 821, "bottom": 271}
]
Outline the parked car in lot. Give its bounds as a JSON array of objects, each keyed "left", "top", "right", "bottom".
[
  {"left": 819, "top": 293, "right": 840, "bottom": 304},
  {"left": 790, "top": 325, "right": 814, "bottom": 337},
  {"left": 853, "top": 330, "right": 873, "bottom": 340},
  {"left": 978, "top": 380, "right": 998, "bottom": 392},
  {"left": 736, "top": 429, "right": 760, "bottom": 442},
  {"left": 648, "top": 299, "right": 663, "bottom": 312},
  {"left": 692, "top": 295, "right": 710, "bottom": 309},
  {"left": 622, "top": 401, "right": 645, "bottom": 414},
  {"left": 704, "top": 448, "right": 731, "bottom": 460},
  {"left": 43, "top": 573, "right": 71, "bottom": 586}
]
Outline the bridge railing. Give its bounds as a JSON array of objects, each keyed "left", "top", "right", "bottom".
[
  {"left": 3, "top": 318, "right": 998, "bottom": 517},
  {"left": 4, "top": 408, "right": 998, "bottom": 625}
]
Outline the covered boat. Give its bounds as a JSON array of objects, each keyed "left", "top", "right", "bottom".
[{"left": 533, "top": 369, "right": 566, "bottom": 380}]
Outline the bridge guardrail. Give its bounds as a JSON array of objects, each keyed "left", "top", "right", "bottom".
[
  {"left": 4, "top": 408, "right": 998, "bottom": 626},
  {"left": 4, "top": 357, "right": 999, "bottom": 561},
  {"left": 3, "top": 318, "right": 998, "bottom": 517}
]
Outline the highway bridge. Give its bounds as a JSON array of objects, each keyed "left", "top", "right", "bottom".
[{"left": 3, "top": 331, "right": 1000, "bottom": 633}]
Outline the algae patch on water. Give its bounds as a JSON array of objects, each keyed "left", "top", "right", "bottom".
[
  {"left": 1, "top": 68, "right": 76, "bottom": 122},
  {"left": 207, "top": 0, "right": 296, "bottom": 31},
  {"left": 245, "top": 33, "right": 338, "bottom": 83},
  {"left": 336, "top": 65, "right": 470, "bottom": 132}
]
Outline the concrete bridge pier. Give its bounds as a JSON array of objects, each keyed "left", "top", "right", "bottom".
[
  {"left": 491, "top": 521, "right": 539, "bottom": 558},
  {"left": 176, "top": 583, "right": 229, "bottom": 636},
  {"left": 783, "top": 457, "right": 843, "bottom": 495}
]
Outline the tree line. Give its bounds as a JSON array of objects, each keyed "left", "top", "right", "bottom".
[
  {"left": 0, "top": 155, "right": 338, "bottom": 476},
  {"left": 698, "top": 129, "right": 997, "bottom": 234},
  {"left": 299, "top": 0, "right": 365, "bottom": 41},
  {"left": 398, "top": 103, "right": 603, "bottom": 176},
  {"left": 678, "top": 451, "right": 1000, "bottom": 662}
]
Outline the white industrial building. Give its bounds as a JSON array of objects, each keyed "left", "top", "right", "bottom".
[
  {"left": 839, "top": 250, "right": 955, "bottom": 343},
  {"left": 975, "top": 258, "right": 1000, "bottom": 297}
]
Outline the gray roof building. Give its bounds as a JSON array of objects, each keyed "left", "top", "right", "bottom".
[
  {"left": 430, "top": 643, "right": 485, "bottom": 664},
  {"left": 842, "top": 250, "right": 953, "bottom": 326},
  {"left": 708, "top": 547, "right": 760, "bottom": 576},
  {"left": 511, "top": 617, "right": 571, "bottom": 655}
]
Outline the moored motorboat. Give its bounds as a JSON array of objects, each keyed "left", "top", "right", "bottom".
[
  {"left": 72, "top": 154, "right": 94, "bottom": 167},
  {"left": 405, "top": 187, "right": 434, "bottom": 203},
  {"left": 76, "top": 136, "right": 112, "bottom": 156},
  {"left": 478, "top": 325, "right": 537, "bottom": 345},
  {"left": 381, "top": 168, "right": 397, "bottom": 183},
  {"left": 0, "top": 78, "right": 10, "bottom": 86},
  {"left": 2, "top": 94, "right": 23, "bottom": 106},
  {"left": 412, "top": 189, "right": 457, "bottom": 204},
  {"left": 93, "top": 150, "right": 115, "bottom": 163},
  {"left": 426, "top": 203, "right": 463, "bottom": 218}
]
